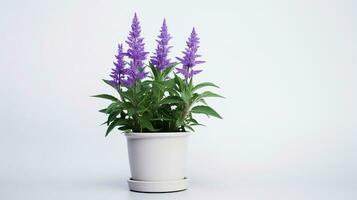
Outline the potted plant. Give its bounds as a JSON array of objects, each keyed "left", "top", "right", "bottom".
[{"left": 93, "top": 13, "right": 223, "bottom": 193}]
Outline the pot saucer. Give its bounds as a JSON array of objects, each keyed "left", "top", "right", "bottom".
[{"left": 127, "top": 177, "right": 188, "bottom": 193}]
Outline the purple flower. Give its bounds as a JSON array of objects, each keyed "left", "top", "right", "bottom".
[
  {"left": 110, "top": 44, "right": 125, "bottom": 87},
  {"left": 176, "top": 28, "right": 205, "bottom": 79},
  {"left": 125, "top": 13, "right": 149, "bottom": 86},
  {"left": 150, "top": 19, "right": 173, "bottom": 71}
]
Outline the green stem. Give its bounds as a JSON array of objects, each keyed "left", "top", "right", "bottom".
[{"left": 134, "top": 83, "right": 143, "bottom": 132}]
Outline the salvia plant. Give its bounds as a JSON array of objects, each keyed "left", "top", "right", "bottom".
[{"left": 93, "top": 13, "right": 223, "bottom": 136}]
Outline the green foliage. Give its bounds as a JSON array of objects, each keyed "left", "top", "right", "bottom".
[
  {"left": 93, "top": 63, "right": 223, "bottom": 136},
  {"left": 191, "top": 106, "right": 222, "bottom": 119},
  {"left": 91, "top": 94, "right": 118, "bottom": 101}
]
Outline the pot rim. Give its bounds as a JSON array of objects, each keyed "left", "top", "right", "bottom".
[{"left": 125, "top": 132, "right": 192, "bottom": 139}]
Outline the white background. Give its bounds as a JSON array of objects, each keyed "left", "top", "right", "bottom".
[{"left": 0, "top": 0, "right": 356, "bottom": 199}]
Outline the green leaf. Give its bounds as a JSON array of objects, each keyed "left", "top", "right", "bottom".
[
  {"left": 174, "top": 73, "right": 185, "bottom": 92},
  {"left": 138, "top": 92, "right": 151, "bottom": 107},
  {"left": 160, "top": 96, "right": 184, "bottom": 105},
  {"left": 193, "top": 82, "right": 219, "bottom": 92},
  {"left": 199, "top": 91, "right": 224, "bottom": 99},
  {"left": 181, "top": 90, "right": 191, "bottom": 104},
  {"left": 139, "top": 118, "right": 157, "bottom": 132},
  {"left": 189, "top": 118, "right": 199, "bottom": 124},
  {"left": 102, "top": 79, "right": 119, "bottom": 90},
  {"left": 160, "top": 63, "right": 177, "bottom": 79},
  {"left": 106, "top": 120, "right": 118, "bottom": 136},
  {"left": 107, "top": 111, "right": 120, "bottom": 125},
  {"left": 191, "top": 105, "right": 223, "bottom": 119},
  {"left": 199, "top": 99, "right": 208, "bottom": 105},
  {"left": 118, "top": 125, "right": 131, "bottom": 131},
  {"left": 106, "top": 102, "right": 122, "bottom": 114},
  {"left": 92, "top": 94, "right": 118, "bottom": 101},
  {"left": 190, "top": 123, "right": 206, "bottom": 127},
  {"left": 141, "top": 80, "right": 152, "bottom": 86},
  {"left": 106, "top": 118, "right": 127, "bottom": 136},
  {"left": 190, "top": 93, "right": 200, "bottom": 104},
  {"left": 189, "top": 78, "right": 193, "bottom": 90},
  {"left": 148, "top": 64, "right": 159, "bottom": 80},
  {"left": 153, "top": 81, "right": 166, "bottom": 91},
  {"left": 121, "top": 102, "right": 136, "bottom": 116},
  {"left": 99, "top": 108, "right": 107, "bottom": 113},
  {"left": 121, "top": 90, "right": 135, "bottom": 102},
  {"left": 185, "top": 125, "right": 195, "bottom": 132}
]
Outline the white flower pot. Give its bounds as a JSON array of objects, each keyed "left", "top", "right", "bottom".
[{"left": 125, "top": 132, "right": 191, "bottom": 193}]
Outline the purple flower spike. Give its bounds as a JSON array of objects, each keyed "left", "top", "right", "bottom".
[
  {"left": 110, "top": 44, "right": 125, "bottom": 87},
  {"left": 150, "top": 19, "right": 173, "bottom": 71},
  {"left": 176, "top": 28, "right": 205, "bottom": 79},
  {"left": 125, "top": 13, "right": 149, "bottom": 86}
]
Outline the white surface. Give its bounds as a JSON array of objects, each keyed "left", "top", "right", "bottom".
[
  {"left": 0, "top": 0, "right": 357, "bottom": 199},
  {"left": 126, "top": 133, "right": 189, "bottom": 181}
]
